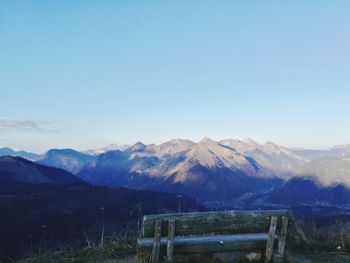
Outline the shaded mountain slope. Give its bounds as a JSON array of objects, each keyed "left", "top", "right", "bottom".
[
  {"left": 37, "top": 149, "right": 96, "bottom": 174},
  {"left": 0, "top": 156, "right": 83, "bottom": 185}
]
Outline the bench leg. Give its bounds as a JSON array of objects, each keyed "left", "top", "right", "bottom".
[
  {"left": 265, "top": 216, "right": 277, "bottom": 263},
  {"left": 278, "top": 216, "right": 288, "bottom": 256},
  {"left": 152, "top": 220, "right": 162, "bottom": 263},
  {"left": 166, "top": 219, "right": 175, "bottom": 263}
]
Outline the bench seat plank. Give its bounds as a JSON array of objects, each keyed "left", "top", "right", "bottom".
[{"left": 138, "top": 233, "right": 279, "bottom": 255}]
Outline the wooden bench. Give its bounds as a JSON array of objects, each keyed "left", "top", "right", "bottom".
[{"left": 137, "top": 210, "right": 293, "bottom": 263}]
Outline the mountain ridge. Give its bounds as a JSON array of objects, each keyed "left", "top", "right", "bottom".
[
  {"left": 0, "top": 156, "right": 83, "bottom": 185},
  {"left": 76, "top": 138, "right": 293, "bottom": 200},
  {"left": 2, "top": 138, "right": 350, "bottom": 202}
]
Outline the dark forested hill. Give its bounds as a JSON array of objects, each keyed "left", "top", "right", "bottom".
[
  {"left": 0, "top": 157, "right": 201, "bottom": 260},
  {"left": 0, "top": 156, "right": 83, "bottom": 185}
]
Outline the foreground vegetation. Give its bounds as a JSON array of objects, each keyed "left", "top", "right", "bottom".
[
  {"left": 0, "top": 181, "right": 200, "bottom": 261},
  {"left": 13, "top": 216, "right": 350, "bottom": 263},
  {"left": 14, "top": 242, "right": 350, "bottom": 263},
  {"left": 16, "top": 240, "right": 136, "bottom": 263}
]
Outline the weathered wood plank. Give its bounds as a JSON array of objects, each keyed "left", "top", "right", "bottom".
[
  {"left": 278, "top": 216, "right": 288, "bottom": 256},
  {"left": 151, "top": 220, "right": 162, "bottom": 263},
  {"left": 265, "top": 216, "right": 277, "bottom": 263},
  {"left": 142, "top": 210, "right": 290, "bottom": 237},
  {"left": 138, "top": 233, "right": 279, "bottom": 254},
  {"left": 166, "top": 219, "right": 175, "bottom": 263},
  {"left": 272, "top": 252, "right": 284, "bottom": 263}
]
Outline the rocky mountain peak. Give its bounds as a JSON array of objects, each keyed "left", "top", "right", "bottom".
[{"left": 128, "top": 142, "right": 146, "bottom": 152}]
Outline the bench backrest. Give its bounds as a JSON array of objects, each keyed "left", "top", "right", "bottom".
[{"left": 141, "top": 210, "right": 293, "bottom": 238}]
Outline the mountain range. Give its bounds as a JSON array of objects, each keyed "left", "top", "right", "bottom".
[
  {"left": 75, "top": 137, "right": 305, "bottom": 200},
  {"left": 2, "top": 138, "right": 350, "bottom": 203}
]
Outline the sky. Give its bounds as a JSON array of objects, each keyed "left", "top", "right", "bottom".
[{"left": 1, "top": 1, "right": 350, "bottom": 153}]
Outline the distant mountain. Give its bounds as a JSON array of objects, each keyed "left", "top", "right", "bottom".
[
  {"left": 84, "top": 144, "right": 131, "bottom": 155},
  {"left": 268, "top": 155, "right": 350, "bottom": 205},
  {"left": 0, "top": 147, "right": 18, "bottom": 156},
  {"left": 78, "top": 138, "right": 284, "bottom": 201},
  {"left": 0, "top": 156, "right": 83, "bottom": 185},
  {"left": 77, "top": 139, "right": 197, "bottom": 188},
  {"left": 220, "top": 138, "right": 307, "bottom": 177},
  {"left": 156, "top": 138, "right": 281, "bottom": 200},
  {"left": 77, "top": 150, "right": 153, "bottom": 187},
  {"left": 291, "top": 144, "right": 350, "bottom": 161},
  {"left": 37, "top": 149, "right": 96, "bottom": 174},
  {"left": 0, "top": 147, "right": 40, "bottom": 161},
  {"left": 6, "top": 138, "right": 349, "bottom": 202}
]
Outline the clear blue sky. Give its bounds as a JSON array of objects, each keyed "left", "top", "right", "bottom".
[{"left": 1, "top": 0, "right": 350, "bottom": 152}]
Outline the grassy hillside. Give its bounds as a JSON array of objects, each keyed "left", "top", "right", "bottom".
[{"left": 0, "top": 182, "right": 201, "bottom": 261}]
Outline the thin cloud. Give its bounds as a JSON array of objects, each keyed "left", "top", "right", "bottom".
[{"left": 0, "top": 118, "right": 56, "bottom": 133}]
